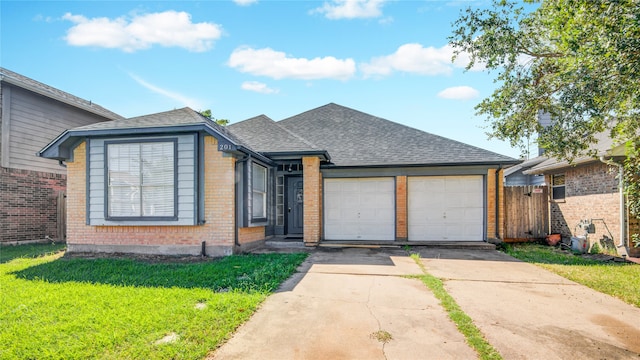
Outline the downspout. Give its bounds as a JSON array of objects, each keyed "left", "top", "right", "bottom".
[
  {"left": 235, "top": 155, "right": 250, "bottom": 248},
  {"left": 600, "top": 156, "right": 626, "bottom": 247}
]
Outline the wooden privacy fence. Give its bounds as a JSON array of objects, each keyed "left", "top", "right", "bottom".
[
  {"left": 57, "top": 191, "right": 66, "bottom": 241},
  {"left": 503, "top": 186, "right": 548, "bottom": 242}
]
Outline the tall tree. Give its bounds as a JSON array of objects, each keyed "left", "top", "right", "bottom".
[
  {"left": 199, "top": 109, "right": 230, "bottom": 126},
  {"left": 449, "top": 0, "right": 640, "bottom": 216}
]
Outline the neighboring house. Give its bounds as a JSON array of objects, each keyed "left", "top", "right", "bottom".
[
  {"left": 0, "top": 68, "right": 123, "bottom": 244},
  {"left": 39, "top": 103, "right": 519, "bottom": 256},
  {"left": 504, "top": 156, "right": 546, "bottom": 186},
  {"left": 524, "top": 131, "right": 639, "bottom": 254}
]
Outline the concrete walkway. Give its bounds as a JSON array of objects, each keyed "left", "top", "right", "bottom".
[
  {"left": 211, "top": 247, "right": 640, "bottom": 359},
  {"left": 415, "top": 248, "right": 640, "bottom": 359}
]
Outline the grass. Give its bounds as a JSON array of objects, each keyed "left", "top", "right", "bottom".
[
  {"left": 0, "top": 243, "right": 66, "bottom": 263},
  {"left": 409, "top": 254, "right": 502, "bottom": 360},
  {"left": 0, "top": 244, "right": 307, "bottom": 360},
  {"left": 501, "top": 243, "right": 640, "bottom": 308}
]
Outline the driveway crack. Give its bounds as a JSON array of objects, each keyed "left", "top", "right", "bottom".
[{"left": 365, "top": 279, "right": 389, "bottom": 360}]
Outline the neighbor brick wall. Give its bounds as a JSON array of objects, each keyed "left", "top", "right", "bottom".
[
  {"left": 66, "top": 136, "right": 237, "bottom": 256},
  {"left": 549, "top": 162, "right": 621, "bottom": 246},
  {"left": 396, "top": 176, "right": 408, "bottom": 240},
  {"left": 487, "top": 168, "right": 504, "bottom": 239},
  {"left": 302, "top": 156, "right": 320, "bottom": 245},
  {"left": 0, "top": 167, "right": 66, "bottom": 243}
]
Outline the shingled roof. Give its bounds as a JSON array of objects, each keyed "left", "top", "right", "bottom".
[
  {"left": 228, "top": 115, "right": 319, "bottom": 153},
  {"left": 274, "top": 103, "right": 517, "bottom": 167},
  {"left": 0, "top": 67, "right": 123, "bottom": 121},
  {"left": 72, "top": 107, "right": 250, "bottom": 148}
]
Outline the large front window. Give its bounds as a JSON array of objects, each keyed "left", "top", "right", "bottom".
[
  {"left": 252, "top": 163, "right": 267, "bottom": 220},
  {"left": 106, "top": 141, "right": 176, "bottom": 219}
]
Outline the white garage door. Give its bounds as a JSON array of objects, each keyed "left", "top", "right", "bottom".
[
  {"left": 408, "top": 176, "right": 484, "bottom": 241},
  {"left": 324, "top": 178, "right": 395, "bottom": 241}
]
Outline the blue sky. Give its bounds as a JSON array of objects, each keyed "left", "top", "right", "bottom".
[{"left": 2, "top": 0, "right": 524, "bottom": 158}]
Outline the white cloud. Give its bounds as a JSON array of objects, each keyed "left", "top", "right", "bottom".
[
  {"left": 312, "top": 0, "right": 386, "bottom": 19},
  {"left": 437, "top": 86, "right": 479, "bottom": 100},
  {"left": 360, "top": 43, "right": 484, "bottom": 77},
  {"left": 228, "top": 47, "right": 356, "bottom": 81},
  {"left": 241, "top": 81, "right": 278, "bottom": 94},
  {"left": 234, "top": 0, "right": 258, "bottom": 5},
  {"left": 129, "top": 73, "right": 203, "bottom": 109},
  {"left": 62, "top": 11, "right": 222, "bottom": 52}
]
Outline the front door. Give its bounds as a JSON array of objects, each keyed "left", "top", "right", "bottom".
[{"left": 287, "top": 177, "right": 304, "bottom": 235}]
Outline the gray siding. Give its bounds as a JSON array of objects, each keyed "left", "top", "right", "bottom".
[
  {"left": 88, "top": 134, "right": 197, "bottom": 226},
  {"left": 2, "top": 85, "right": 112, "bottom": 173},
  {"left": 505, "top": 171, "right": 545, "bottom": 187}
]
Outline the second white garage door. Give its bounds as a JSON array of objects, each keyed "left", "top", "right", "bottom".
[
  {"left": 408, "top": 176, "right": 484, "bottom": 241},
  {"left": 324, "top": 177, "right": 395, "bottom": 241}
]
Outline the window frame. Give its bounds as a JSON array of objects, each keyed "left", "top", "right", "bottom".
[
  {"left": 104, "top": 138, "right": 179, "bottom": 221},
  {"left": 251, "top": 163, "right": 268, "bottom": 222},
  {"left": 551, "top": 173, "right": 566, "bottom": 201}
]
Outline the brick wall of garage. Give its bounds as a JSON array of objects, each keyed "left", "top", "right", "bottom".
[
  {"left": 487, "top": 168, "right": 504, "bottom": 240},
  {"left": 65, "top": 136, "right": 237, "bottom": 256},
  {"left": 302, "top": 156, "right": 321, "bottom": 244},
  {"left": 548, "top": 162, "right": 621, "bottom": 246},
  {"left": 396, "top": 176, "right": 407, "bottom": 240}
]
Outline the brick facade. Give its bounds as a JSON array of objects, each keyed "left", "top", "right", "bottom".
[
  {"left": 0, "top": 167, "right": 66, "bottom": 243},
  {"left": 238, "top": 226, "right": 265, "bottom": 244},
  {"left": 548, "top": 162, "right": 622, "bottom": 247},
  {"left": 66, "top": 136, "right": 238, "bottom": 257},
  {"left": 487, "top": 168, "right": 504, "bottom": 240},
  {"left": 302, "top": 156, "right": 321, "bottom": 245},
  {"left": 395, "top": 176, "right": 408, "bottom": 240}
]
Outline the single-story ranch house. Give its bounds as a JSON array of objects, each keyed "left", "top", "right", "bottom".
[{"left": 39, "top": 103, "right": 519, "bottom": 256}]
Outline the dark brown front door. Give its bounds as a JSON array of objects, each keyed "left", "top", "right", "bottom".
[{"left": 287, "top": 177, "right": 304, "bottom": 235}]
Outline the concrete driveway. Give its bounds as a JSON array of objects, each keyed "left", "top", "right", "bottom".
[{"left": 210, "top": 247, "right": 640, "bottom": 359}]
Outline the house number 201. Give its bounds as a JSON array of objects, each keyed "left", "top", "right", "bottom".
[{"left": 218, "top": 144, "right": 234, "bottom": 151}]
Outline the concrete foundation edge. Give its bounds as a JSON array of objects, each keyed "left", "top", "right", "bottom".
[{"left": 67, "top": 244, "right": 234, "bottom": 257}]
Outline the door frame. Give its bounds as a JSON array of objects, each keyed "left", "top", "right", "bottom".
[{"left": 285, "top": 176, "right": 304, "bottom": 236}]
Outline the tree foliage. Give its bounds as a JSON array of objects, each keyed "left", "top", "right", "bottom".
[
  {"left": 199, "top": 109, "right": 230, "bottom": 126},
  {"left": 449, "top": 0, "right": 640, "bottom": 216}
]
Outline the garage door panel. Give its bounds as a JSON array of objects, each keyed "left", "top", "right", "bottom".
[
  {"left": 324, "top": 178, "right": 395, "bottom": 241},
  {"left": 409, "top": 176, "right": 484, "bottom": 241}
]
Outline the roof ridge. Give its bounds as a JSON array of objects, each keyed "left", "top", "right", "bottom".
[{"left": 271, "top": 119, "right": 321, "bottom": 150}]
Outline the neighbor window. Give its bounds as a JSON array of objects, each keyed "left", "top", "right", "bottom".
[
  {"left": 252, "top": 163, "right": 267, "bottom": 220},
  {"left": 106, "top": 141, "right": 176, "bottom": 219},
  {"left": 551, "top": 174, "right": 565, "bottom": 201}
]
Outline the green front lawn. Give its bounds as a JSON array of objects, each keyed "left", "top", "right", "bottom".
[
  {"left": 501, "top": 244, "right": 640, "bottom": 308},
  {"left": 0, "top": 244, "right": 307, "bottom": 359}
]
